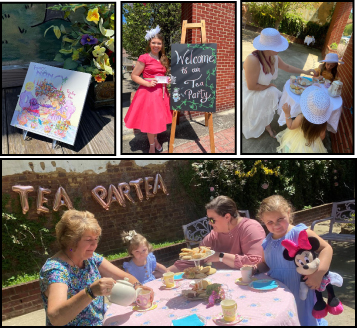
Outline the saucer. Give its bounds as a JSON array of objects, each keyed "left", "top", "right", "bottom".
[
  {"left": 212, "top": 313, "right": 243, "bottom": 325},
  {"left": 235, "top": 277, "right": 258, "bottom": 286},
  {"left": 248, "top": 279, "right": 279, "bottom": 292},
  {"left": 171, "top": 314, "right": 207, "bottom": 326},
  {"left": 132, "top": 301, "right": 157, "bottom": 312},
  {"left": 160, "top": 281, "right": 181, "bottom": 290}
]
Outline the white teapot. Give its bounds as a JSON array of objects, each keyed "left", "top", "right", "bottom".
[
  {"left": 107, "top": 277, "right": 142, "bottom": 306},
  {"left": 328, "top": 80, "right": 343, "bottom": 97}
]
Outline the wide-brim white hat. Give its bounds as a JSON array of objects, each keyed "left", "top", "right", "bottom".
[
  {"left": 319, "top": 53, "right": 344, "bottom": 64},
  {"left": 300, "top": 86, "right": 334, "bottom": 125},
  {"left": 253, "top": 28, "right": 289, "bottom": 52}
]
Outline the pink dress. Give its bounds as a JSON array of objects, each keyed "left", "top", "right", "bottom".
[
  {"left": 174, "top": 217, "right": 266, "bottom": 271},
  {"left": 124, "top": 53, "right": 172, "bottom": 134}
]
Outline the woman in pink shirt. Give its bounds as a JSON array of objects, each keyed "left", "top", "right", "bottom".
[{"left": 168, "top": 196, "right": 266, "bottom": 272}]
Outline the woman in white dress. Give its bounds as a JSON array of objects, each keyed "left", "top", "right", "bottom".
[{"left": 242, "top": 28, "right": 317, "bottom": 139}]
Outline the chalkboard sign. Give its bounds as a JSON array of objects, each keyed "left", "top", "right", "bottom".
[{"left": 170, "top": 43, "right": 216, "bottom": 113}]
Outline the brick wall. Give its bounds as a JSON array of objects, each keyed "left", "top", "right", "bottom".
[
  {"left": 2, "top": 160, "right": 199, "bottom": 276},
  {"left": 180, "top": 2, "right": 236, "bottom": 120},
  {"left": 321, "top": 2, "right": 353, "bottom": 153}
]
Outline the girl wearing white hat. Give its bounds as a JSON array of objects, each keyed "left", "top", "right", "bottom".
[
  {"left": 315, "top": 53, "right": 344, "bottom": 82},
  {"left": 243, "top": 28, "right": 317, "bottom": 139},
  {"left": 276, "top": 86, "right": 333, "bottom": 153}
]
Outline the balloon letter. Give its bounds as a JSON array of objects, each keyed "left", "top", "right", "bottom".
[
  {"left": 53, "top": 187, "right": 74, "bottom": 211},
  {"left": 153, "top": 174, "right": 169, "bottom": 196},
  {"left": 12, "top": 185, "right": 34, "bottom": 214},
  {"left": 91, "top": 185, "right": 109, "bottom": 210},
  {"left": 118, "top": 182, "right": 135, "bottom": 204},
  {"left": 107, "top": 184, "right": 126, "bottom": 208},
  {"left": 144, "top": 177, "right": 155, "bottom": 200},
  {"left": 129, "top": 178, "right": 144, "bottom": 202},
  {"left": 37, "top": 187, "right": 51, "bottom": 214}
]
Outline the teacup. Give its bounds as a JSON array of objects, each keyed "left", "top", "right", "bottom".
[
  {"left": 136, "top": 289, "right": 152, "bottom": 309},
  {"left": 240, "top": 266, "right": 253, "bottom": 283},
  {"left": 221, "top": 299, "right": 237, "bottom": 322},
  {"left": 162, "top": 272, "right": 175, "bottom": 288},
  {"left": 324, "top": 79, "right": 331, "bottom": 88},
  {"left": 290, "top": 75, "right": 296, "bottom": 84}
]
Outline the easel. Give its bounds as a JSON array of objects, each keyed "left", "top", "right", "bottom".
[
  {"left": 169, "top": 20, "right": 215, "bottom": 153},
  {"left": 22, "top": 130, "right": 58, "bottom": 149}
]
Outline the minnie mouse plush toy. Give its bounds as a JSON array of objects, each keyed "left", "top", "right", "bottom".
[{"left": 282, "top": 229, "right": 344, "bottom": 319}]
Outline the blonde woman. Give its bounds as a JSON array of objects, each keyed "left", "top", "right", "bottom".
[
  {"left": 243, "top": 28, "right": 317, "bottom": 139},
  {"left": 39, "top": 210, "right": 153, "bottom": 326}
]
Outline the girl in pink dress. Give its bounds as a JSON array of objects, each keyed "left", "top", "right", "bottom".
[{"left": 124, "top": 25, "right": 172, "bottom": 153}]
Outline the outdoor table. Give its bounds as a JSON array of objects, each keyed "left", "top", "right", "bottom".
[
  {"left": 103, "top": 270, "right": 300, "bottom": 326},
  {"left": 304, "top": 36, "right": 315, "bottom": 46},
  {"left": 277, "top": 79, "right": 342, "bottom": 133}
]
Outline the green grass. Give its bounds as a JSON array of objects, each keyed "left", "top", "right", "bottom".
[{"left": 2, "top": 239, "right": 185, "bottom": 288}]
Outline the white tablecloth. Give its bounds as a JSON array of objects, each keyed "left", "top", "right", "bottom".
[
  {"left": 277, "top": 79, "right": 343, "bottom": 133},
  {"left": 304, "top": 36, "right": 315, "bottom": 45}
]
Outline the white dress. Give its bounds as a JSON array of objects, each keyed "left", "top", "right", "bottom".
[{"left": 242, "top": 54, "right": 282, "bottom": 139}]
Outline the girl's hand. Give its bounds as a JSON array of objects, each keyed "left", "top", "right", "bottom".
[
  {"left": 90, "top": 277, "right": 117, "bottom": 296},
  {"left": 303, "top": 271, "right": 325, "bottom": 290},
  {"left": 147, "top": 79, "right": 158, "bottom": 87},
  {"left": 282, "top": 103, "right": 291, "bottom": 115},
  {"left": 318, "top": 75, "right": 323, "bottom": 81}
]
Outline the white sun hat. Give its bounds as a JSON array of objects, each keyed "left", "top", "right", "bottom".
[
  {"left": 300, "top": 86, "right": 334, "bottom": 124},
  {"left": 319, "top": 52, "right": 344, "bottom": 64},
  {"left": 253, "top": 28, "right": 289, "bottom": 52}
]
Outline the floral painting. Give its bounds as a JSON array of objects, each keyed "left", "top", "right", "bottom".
[{"left": 10, "top": 62, "right": 91, "bottom": 145}]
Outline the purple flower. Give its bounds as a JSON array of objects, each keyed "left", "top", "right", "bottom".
[
  {"left": 261, "top": 183, "right": 269, "bottom": 189},
  {"left": 210, "top": 187, "right": 214, "bottom": 192},
  {"left": 80, "top": 34, "right": 98, "bottom": 45},
  {"left": 333, "top": 170, "right": 337, "bottom": 173}
]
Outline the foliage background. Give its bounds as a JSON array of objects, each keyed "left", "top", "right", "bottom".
[
  {"left": 122, "top": 2, "right": 182, "bottom": 61},
  {"left": 178, "top": 160, "right": 355, "bottom": 218}
]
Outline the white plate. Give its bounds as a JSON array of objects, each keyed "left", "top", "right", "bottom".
[
  {"left": 184, "top": 250, "right": 215, "bottom": 261},
  {"left": 297, "top": 77, "right": 313, "bottom": 86},
  {"left": 289, "top": 86, "right": 303, "bottom": 95}
]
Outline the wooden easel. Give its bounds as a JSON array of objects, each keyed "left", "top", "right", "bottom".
[{"left": 169, "top": 20, "right": 215, "bottom": 153}]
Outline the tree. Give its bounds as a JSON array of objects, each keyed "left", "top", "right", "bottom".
[
  {"left": 248, "top": 2, "right": 314, "bottom": 31},
  {"left": 122, "top": 3, "right": 181, "bottom": 61}
]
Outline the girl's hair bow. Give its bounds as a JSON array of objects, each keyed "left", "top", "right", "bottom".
[
  {"left": 145, "top": 25, "right": 161, "bottom": 41},
  {"left": 281, "top": 229, "right": 312, "bottom": 258}
]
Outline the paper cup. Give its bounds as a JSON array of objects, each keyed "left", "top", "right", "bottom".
[
  {"left": 162, "top": 272, "right": 175, "bottom": 288},
  {"left": 240, "top": 266, "right": 253, "bottom": 283},
  {"left": 290, "top": 76, "right": 296, "bottom": 84},
  {"left": 221, "top": 299, "right": 237, "bottom": 322},
  {"left": 136, "top": 289, "right": 152, "bottom": 309}
]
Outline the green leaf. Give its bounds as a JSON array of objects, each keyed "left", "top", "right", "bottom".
[
  {"left": 63, "top": 58, "right": 78, "bottom": 70},
  {"left": 59, "top": 48, "right": 73, "bottom": 54},
  {"left": 60, "top": 24, "right": 66, "bottom": 34},
  {"left": 53, "top": 26, "right": 61, "bottom": 39},
  {"left": 63, "top": 37, "right": 74, "bottom": 43},
  {"left": 53, "top": 54, "right": 65, "bottom": 62}
]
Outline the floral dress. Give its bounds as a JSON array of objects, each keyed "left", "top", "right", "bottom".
[{"left": 39, "top": 252, "right": 106, "bottom": 326}]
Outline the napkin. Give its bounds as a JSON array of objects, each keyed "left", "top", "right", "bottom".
[
  {"left": 174, "top": 273, "right": 184, "bottom": 280},
  {"left": 172, "top": 314, "right": 204, "bottom": 326},
  {"left": 251, "top": 280, "right": 278, "bottom": 290}
]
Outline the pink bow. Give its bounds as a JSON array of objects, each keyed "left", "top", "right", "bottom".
[{"left": 282, "top": 230, "right": 312, "bottom": 257}]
